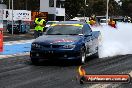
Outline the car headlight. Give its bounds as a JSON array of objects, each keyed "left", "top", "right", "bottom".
[
  {"left": 31, "top": 43, "right": 36, "bottom": 47},
  {"left": 31, "top": 43, "right": 41, "bottom": 48},
  {"left": 62, "top": 45, "right": 75, "bottom": 49}
]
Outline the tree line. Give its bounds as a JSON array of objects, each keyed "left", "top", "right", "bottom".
[
  {"left": 65, "top": 0, "right": 132, "bottom": 18},
  {"left": 1, "top": 0, "right": 40, "bottom": 11},
  {"left": 1, "top": 0, "right": 132, "bottom": 17}
]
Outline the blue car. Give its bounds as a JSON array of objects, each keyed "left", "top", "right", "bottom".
[{"left": 30, "top": 21, "right": 101, "bottom": 64}]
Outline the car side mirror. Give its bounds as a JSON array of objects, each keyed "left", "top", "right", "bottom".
[{"left": 84, "top": 33, "right": 92, "bottom": 37}]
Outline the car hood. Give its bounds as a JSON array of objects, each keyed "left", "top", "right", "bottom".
[
  {"left": 45, "top": 25, "right": 50, "bottom": 28},
  {"left": 33, "top": 35, "right": 82, "bottom": 45}
]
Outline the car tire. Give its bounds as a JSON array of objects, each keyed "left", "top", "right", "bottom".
[
  {"left": 79, "top": 47, "right": 86, "bottom": 65},
  {"left": 31, "top": 58, "right": 39, "bottom": 65},
  {"left": 94, "top": 46, "right": 99, "bottom": 58},
  {"left": 80, "top": 77, "right": 85, "bottom": 84},
  {"left": 92, "top": 33, "right": 101, "bottom": 59},
  {"left": 94, "top": 33, "right": 102, "bottom": 58}
]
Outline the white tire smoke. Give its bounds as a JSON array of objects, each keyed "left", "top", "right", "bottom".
[{"left": 92, "top": 22, "right": 132, "bottom": 58}]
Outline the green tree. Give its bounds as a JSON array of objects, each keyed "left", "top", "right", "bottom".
[
  {"left": 108, "top": 0, "right": 121, "bottom": 16},
  {"left": 121, "top": 0, "right": 132, "bottom": 16},
  {"left": 91, "top": 0, "right": 106, "bottom": 16},
  {"left": 65, "top": 0, "right": 121, "bottom": 18},
  {"left": 2, "top": 0, "right": 40, "bottom": 11},
  {"left": 3, "top": 0, "right": 122, "bottom": 17},
  {"left": 65, "top": 0, "right": 84, "bottom": 18}
]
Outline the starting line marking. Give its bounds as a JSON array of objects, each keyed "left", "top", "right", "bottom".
[
  {"left": 0, "top": 52, "right": 30, "bottom": 59},
  {"left": 4, "top": 39, "right": 35, "bottom": 45}
]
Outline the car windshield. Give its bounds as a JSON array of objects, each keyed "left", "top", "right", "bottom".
[
  {"left": 46, "top": 22, "right": 57, "bottom": 25},
  {"left": 100, "top": 19, "right": 106, "bottom": 23},
  {"left": 46, "top": 25, "right": 82, "bottom": 35}
]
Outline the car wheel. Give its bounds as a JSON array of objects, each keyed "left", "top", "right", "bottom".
[
  {"left": 80, "top": 77, "right": 85, "bottom": 84},
  {"left": 94, "top": 46, "right": 99, "bottom": 58},
  {"left": 94, "top": 34, "right": 101, "bottom": 58},
  {"left": 31, "top": 58, "right": 39, "bottom": 65},
  {"left": 79, "top": 47, "right": 86, "bottom": 64}
]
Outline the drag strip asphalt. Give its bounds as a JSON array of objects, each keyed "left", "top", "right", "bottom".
[{"left": 0, "top": 54, "right": 132, "bottom": 88}]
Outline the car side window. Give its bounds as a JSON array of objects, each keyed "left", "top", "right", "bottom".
[{"left": 82, "top": 24, "right": 92, "bottom": 35}]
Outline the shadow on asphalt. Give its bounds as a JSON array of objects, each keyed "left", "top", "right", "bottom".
[
  {"left": 4, "top": 32, "right": 34, "bottom": 42},
  {"left": 29, "top": 56, "right": 99, "bottom": 67},
  {"left": 30, "top": 60, "right": 81, "bottom": 67}
]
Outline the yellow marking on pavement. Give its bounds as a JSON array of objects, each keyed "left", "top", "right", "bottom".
[
  {"left": 51, "top": 24, "right": 83, "bottom": 27},
  {"left": 4, "top": 39, "right": 35, "bottom": 45}
]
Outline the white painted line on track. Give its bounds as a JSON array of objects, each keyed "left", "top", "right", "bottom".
[
  {"left": 89, "top": 84, "right": 110, "bottom": 88},
  {"left": 0, "top": 53, "right": 30, "bottom": 59},
  {"left": 4, "top": 39, "right": 35, "bottom": 45}
]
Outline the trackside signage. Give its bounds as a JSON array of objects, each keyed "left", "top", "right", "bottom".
[
  {"left": 3, "top": 9, "right": 31, "bottom": 21},
  {"left": 78, "top": 66, "right": 131, "bottom": 84},
  {"left": 0, "top": 9, "right": 3, "bottom": 52}
]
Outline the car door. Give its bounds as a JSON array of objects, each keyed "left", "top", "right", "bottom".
[{"left": 82, "top": 24, "right": 93, "bottom": 55}]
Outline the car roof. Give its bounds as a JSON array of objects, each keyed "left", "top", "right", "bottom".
[
  {"left": 100, "top": 19, "right": 107, "bottom": 20},
  {"left": 47, "top": 21, "right": 59, "bottom": 22},
  {"left": 55, "top": 21, "right": 85, "bottom": 25}
]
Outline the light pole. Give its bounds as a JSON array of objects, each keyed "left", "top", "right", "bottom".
[
  {"left": 11, "top": 0, "right": 13, "bottom": 35},
  {"left": 9, "top": 0, "right": 10, "bottom": 9},
  {"left": 26, "top": 0, "right": 27, "bottom": 10},
  {"left": 54, "top": 0, "right": 56, "bottom": 21},
  {"left": 84, "top": 0, "right": 88, "bottom": 22},
  {"left": 84, "top": 0, "right": 86, "bottom": 21},
  {"left": 106, "top": 0, "right": 109, "bottom": 24}
]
